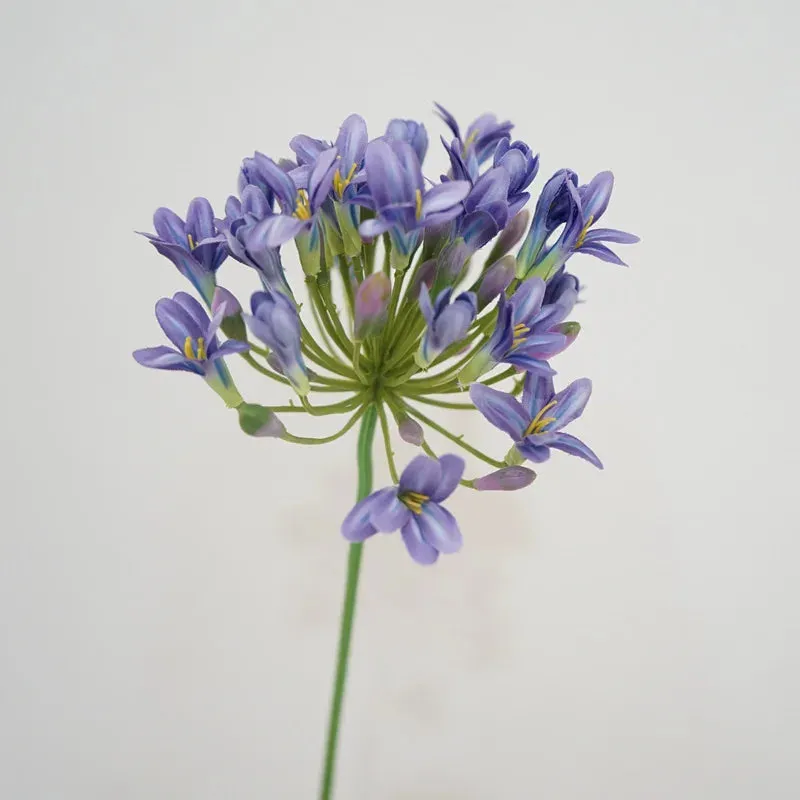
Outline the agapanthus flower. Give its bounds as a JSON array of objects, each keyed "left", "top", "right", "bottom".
[
  {"left": 458, "top": 166, "right": 512, "bottom": 250},
  {"left": 138, "top": 199, "right": 227, "bottom": 305},
  {"left": 133, "top": 291, "right": 248, "bottom": 405},
  {"left": 459, "top": 277, "right": 577, "bottom": 384},
  {"left": 220, "top": 185, "right": 291, "bottom": 296},
  {"left": 358, "top": 139, "right": 470, "bottom": 268},
  {"left": 417, "top": 285, "right": 477, "bottom": 367},
  {"left": 341, "top": 454, "right": 465, "bottom": 565},
  {"left": 244, "top": 289, "right": 310, "bottom": 396},
  {"left": 383, "top": 118, "right": 429, "bottom": 164},
  {"left": 435, "top": 103, "right": 513, "bottom": 170},
  {"left": 470, "top": 374, "right": 602, "bottom": 468},
  {"left": 493, "top": 138, "right": 539, "bottom": 216}
]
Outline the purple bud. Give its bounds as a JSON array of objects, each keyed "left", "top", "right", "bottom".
[
  {"left": 398, "top": 417, "right": 424, "bottom": 446},
  {"left": 486, "top": 210, "right": 530, "bottom": 264},
  {"left": 213, "top": 286, "right": 247, "bottom": 340},
  {"left": 212, "top": 286, "right": 242, "bottom": 317},
  {"left": 473, "top": 466, "right": 537, "bottom": 491},
  {"left": 408, "top": 259, "right": 438, "bottom": 300},
  {"left": 237, "top": 403, "right": 286, "bottom": 438},
  {"left": 476, "top": 255, "right": 515, "bottom": 308},
  {"left": 266, "top": 352, "right": 284, "bottom": 374},
  {"left": 554, "top": 321, "right": 581, "bottom": 348},
  {"left": 354, "top": 273, "right": 391, "bottom": 339},
  {"left": 437, "top": 239, "right": 471, "bottom": 283}
]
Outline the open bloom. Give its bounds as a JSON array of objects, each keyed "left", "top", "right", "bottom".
[
  {"left": 133, "top": 291, "right": 248, "bottom": 404},
  {"left": 341, "top": 454, "right": 465, "bottom": 565},
  {"left": 458, "top": 166, "right": 512, "bottom": 250},
  {"left": 138, "top": 199, "right": 227, "bottom": 305},
  {"left": 358, "top": 139, "right": 470, "bottom": 266},
  {"left": 244, "top": 289, "right": 310, "bottom": 396},
  {"left": 417, "top": 285, "right": 477, "bottom": 366},
  {"left": 470, "top": 374, "right": 602, "bottom": 468}
]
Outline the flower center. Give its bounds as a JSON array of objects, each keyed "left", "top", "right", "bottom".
[
  {"left": 512, "top": 322, "right": 529, "bottom": 349},
  {"left": 293, "top": 189, "right": 312, "bottom": 221},
  {"left": 183, "top": 336, "right": 207, "bottom": 361},
  {"left": 333, "top": 162, "right": 358, "bottom": 199},
  {"left": 523, "top": 399, "right": 558, "bottom": 437},
  {"left": 400, "top": 490, "right": 429, "bottom": 515},
  {"left": 574, "top": 214, "right": 594, "bottom": 250},
  {"left": 414, "top": 189, "right": 423, "bottom": 220}
]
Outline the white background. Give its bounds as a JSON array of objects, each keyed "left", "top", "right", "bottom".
[{"left": 2, "top": 0, "right": 798, "bottom": 797}]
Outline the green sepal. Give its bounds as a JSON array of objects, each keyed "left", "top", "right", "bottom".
[
  {"left": 334, "top": 202, "right": 363, "bottom": 258},
  {"left": 296, "top": 228, "right": 322, "bottom": 277},
  {"left": 221, "top": 313, "right": 247, "bottom": 342},
  {"left": 504, "top": 445, "right": 525, "bottom": 466},
  {"left": 237, "top": 403, "right": 287, "bottom": 438}
]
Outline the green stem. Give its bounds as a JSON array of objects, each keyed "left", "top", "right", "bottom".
[
  {"left": 377, "top": 402, "right": 399, "bottom": 482},
  {"left": 283, "top": 406, "right": 366, "bottom": 446},
  {"left": 319, "top": 406, "right": 378, "bottom": 800}
]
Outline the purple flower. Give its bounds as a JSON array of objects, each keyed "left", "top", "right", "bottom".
[
  {"left": 435, "top": 103, "right": 514, "bottom": 166},
  {"left": 418, "top": 285, "right": 477, "bottom": 366},
  {"left": 245, "top": 149, "right": 338, "bottom": 249},
  {"left": 354, "top": 273, "right": 391, "bottom": 339},
  {"left": 358, "top": 139, "right": 470, "bottom": 267},
  {"left": 517, "top": 170, "right": 638, "bottom": 279},
  {"left": 138, "top": 198, "right": 227, "bottom": 305},
  {"left": 341, "top": 454, "right": 465, "bottom": 565},
  {"left": 493, "top": 138, "right": 539, "bottom": 216},
  {"left": 244, "top": 289, "right": 310, "bottom": 396},
  {"left": 133, "top": 292, "right": 248, "bottom": 405},
  {"left": 470, "top": 374, "right": 602, "bottom": 468},
  {"left": 458, "top": 166, "right": 512, "bottom": 250},
  {"left": 384, "top": 118, "right": 429, "bottom": 164},
  {"left": 473, "top": 466, "right": 537, "bottom": 491},
  {"left": 331, "top": 114, "right": 368, "bottom": 200},
  {"left": 220, "top": 186, "right": 291, "bottom": 295}
]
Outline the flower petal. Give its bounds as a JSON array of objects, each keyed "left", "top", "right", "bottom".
[
  {"left": 430, "top": 454, "right": 465, "bottom": 502},
  {"left": 521, "top": 373, "right": 555, "bottom": 418},
  {"left": 418, "top": 503, "right": 463, "bottom": 554},
  {"left": 469, "top": 383, "right": 529, "bottom": 439},
  {"left": 171, "top": 292, "right": 210, "bottom": 332},
  {"left": 155, "top": 297, "right": 203, "bottom": 348},
  {"left": 250, "top": 214, "right": 307, "bottom": 249},
  {"left": 548, "top": 432, "right": 603, "bottom": 468},
  {"left": 358, "top": 217, "right": 392, "bottom": 238},
  {"left": 210, "top": 340, "right": 250, "bottom": 359},
  {"left": 369, "top": 488, "right": 411, "bottom": 532},
  {"left": 132, "top": 346, "right": 200, "bottom": 373},
  {"left": 582, "top": 227, "right": 640, "bottom": 245},
  {"left": 510, "top": 278, "right": 546, "bottom": 324},
  {"left": 580, "top": 171, "right": 614, "bottom": 221},
  {"left": 516, "top": 440, "right": 552, "bottom": 463},
  {"left": 551, "top": 378, "right": 592, "bottom": 429},
  {"left": 401, "top": 517, "right": 440, "bottom": 565},
  {"left": 341, "top": 490, "right": 387, "bottom": 542},
  {"left": 503, "top": 352, "right": 557, "bottom": 376},
  {"left": 422, "top": 181, "right": 470, "bottom": 215},
  {"left": 185, "top": 197, "right": 216, "bottom": 242},
  {"left": 398, "top": 454, "right": 442, "bottom": 497},
  {"left": 364, "top": 138, "right": 407, "bottom": 208},
  {"left": 578, "top": 242, "right": 629, "bottom": 266},
  {"left": 152, "top": 207, "right": 186, "bottom": 245}
]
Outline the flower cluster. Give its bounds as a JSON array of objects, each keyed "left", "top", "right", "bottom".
[{"left": 134, "top": 105, "right": 637, "bottom": 565}]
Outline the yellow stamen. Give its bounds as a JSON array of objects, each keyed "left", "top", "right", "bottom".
[
  {"left": 293, "top": 189, "right": 312, "bottom": 221},
  {"left": 414, "top": 188, "right": 423, "bottom": 220},
  {"left": 182, "top": 336, "right": 206, "bottom": 361},
  {"left": 463, "top": 129, "right": 478, "bottom": 151},
  {"left": 187, "top": 233, "right": 196, "bottom": 250},
  {"left": 401, "top": 490, "right": 430, "bottom": 515},
  {"left": 512, "top": 323, "right": 530, "bottom": 350},
  {"left": 332, "top": 162, "right": 359, "bottom": 199},
  {"left": 574, "top": 214, "right": 594, "bottom": 250},
  {"left": 524, "top": 399, "right": 559, "bottom": 437}
]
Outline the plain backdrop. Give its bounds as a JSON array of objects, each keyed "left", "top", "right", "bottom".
[{"left": 1, "top": 0, "right": 798, "bottom": 798}]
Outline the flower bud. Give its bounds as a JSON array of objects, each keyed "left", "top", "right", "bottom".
[
  {"left": 354, "top": 273, "right": 391, "bottom": 339},
  {"left": 436, "top": 239, "right": 471, "bottom": 284},
  {"left": 237, "top": 403, "right": 286, "bottom": 438},
  {"left": 486, "top": 210, "right": 530, "bottom": 265},
  {"left": 554, "top": 321, "right": 581, "bottom": 348},
  {"left": 398, "top": 417, "right": 424, "bottom": 446},
  {"left": 212, "top": 286, "right": 247, "bottom": 341},
  {"left": 473, "top": 466, "right": 536, "bottom": 491},
  {"left": 408, "top": 259, "right": 437, "bottom": 300},
  {"left": 476, "top": 255, "right": 515, "bottom": 309}
]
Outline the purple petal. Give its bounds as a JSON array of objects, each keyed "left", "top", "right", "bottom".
[
  {"left": 510, "top": 278, "right": 546, "bottom": 324},
  {"left": 582, "top": 228, "right": 640, "bottom": 245},
  {"left": 548, "top": 433, "right": 603, "bottom": 468},
  {"left": 335, "top": 113, "right": 368, "bottom": 167},
  {"left": 152, "top": 207, "right": 186, "bottom": 245},
  {"left": 522, "top": 373, "right": 555, "bottom": 418},
  {"left": 171, "top": 291, "right": 210, "bottom": 331},
  {"left": 551, "top": 378, "right": 592, "bottom": 429},
  {"left": 503, "top": 352, "right": 557, "bottom": 375},
  {"left": 418, "top": 504, "right": 463, "bottom": 554},
  {"left": 578, "top": 242, "right": 629, "bottom": 266},
  {"left": 210, "top": 340, "right": 249, "bottom": 359},
  {"left": 473, "top": 466, "right": 536, "bottom": 491},
  {"left": 155, "top": 297, "right": 202, "bottom": 348},
  {"left": 469, "top": 383, "right": 529, "bottom": 439},
  {"left": 185, "top": 197, "right": 216, "bottom": 241},
  {"left": 399, "top": 454, "right": 442, "bottom": 497},
  {"left": 516, "top": 440, "right": 552, "bottom": 463},
  {"left": 364, "top": 139, "right": 407, "bottom": 208},
  {"left": 341, "top": 489, "right": 389, "bottom": 542},
  {"left": 430, "top": 454, "right": 465, "bottom": 502},
  {"left": 369, "top": 488, "right": 411, "bottom": 532},
  {"left": 133, "top": 346, "right": 200, "bottom": 374},
  {"left": 422, "top": 181, "right": 470, "bottom": 215},
  {"left": 290, "top": 134, "right": 329, "bottom": 166},
  {"left": 251, "top": 214, "right": 307, "bottom": 249},
  {"left": 359, "top": 217, "right": 391, "bottom": 238},
  {"left": 418, "top": 283, "right": 435, "bottom": 326},
  {"left": 308, "top": 147, "right": 338, "bottom": 209},
  {"left": 401, "top": 517, "right": 440, "bottom": 565},
  {"left": 434, "top": 102, "right": 461, "bottom": 140},
  {"left": 579, "top": 171, "right": 614, "bottom": 221}
]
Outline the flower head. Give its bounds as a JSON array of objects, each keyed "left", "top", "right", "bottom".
[
  {"left": 470, "top": 374, "right": 602, "bottom": 468},
  {"left": 133, "top": 291, "right": 248, "bottom": 405},
  {"left": 341, "top": 454, "right": 465, "bottom": 565},
  {"left": 138, "top": 199, "right": 227, "bottom": 305}
]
